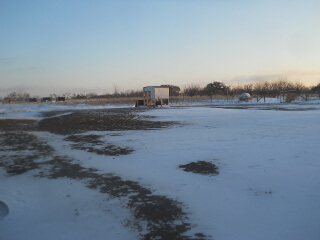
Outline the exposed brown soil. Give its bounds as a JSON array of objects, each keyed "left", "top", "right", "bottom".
[
  {"left": 0, "top": 108, "right": 211, "bottom": 240},
  {"left": 0, "top": 132, "right": 54, "bottom": 153},
  {"left": 0, "top": 119, "right": 36, "bottom": 131},
  {"left": 0, "top": 200, "right": 9, "bottom": 218},
  {"left": 65, "top": 134, "right": 133, "bottom": 156},
  {"left": 0, "top": 132, "right": 54, "bottom": 175},
  {"left": 179, "top": 161, "right": 219, "bottom": 176},
  {"left": 37, "top": 108, "right": 175, "bottom": 135}
]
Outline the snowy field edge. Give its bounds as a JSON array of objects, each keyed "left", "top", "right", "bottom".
[{"left": 1, "top": 101, "right": 320, "bottom": 240}]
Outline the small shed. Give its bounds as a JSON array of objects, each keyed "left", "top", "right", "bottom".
[
  {"left": 41, "top": 97, "right": 51, "bottom": 102},
  {"left": 135, "top": 86, "right": 169, "bottom": 107},
  {"left": 56, "top": 97, "right": 66, "bottom": 102},
  {"left": 28, "top": 98, "right": 37, "bottom": 102}
]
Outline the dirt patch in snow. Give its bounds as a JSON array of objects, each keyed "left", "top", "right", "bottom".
[
  {"left": 179, "top": 161, "right": 219, "bottom": 176},
  {"left": 0, "top": 200, "right": 9, "bottom": 218},
  {"left": 0, "top": 132, "right": 54, "bottom": 175},
  {"left": 40, "top": 157, "right": 210, "bottom": 240},
  {"left": 0, "top": 119, "right": 36, "bottom": 132},
  {"left": 37, "top": 108, "right": 175, "bottom": 135},
  {"left": 0, "top": 109, "right": 210, "bottom": 240},
  {"left": 38, "top": 155, "right": 209, "bottom": 239},
  {"left": 0, "top": 133, "right": 209, "bottom": 239},
  {"left": 64, "top": 134, "right": 133, "bottom": 156}
]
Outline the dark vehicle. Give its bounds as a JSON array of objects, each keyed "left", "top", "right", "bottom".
[
  {"left": 41, "top": 97, "right": 52, "bottom": 102},
  {"left": 28, "top": 98, "right": 37, "bottom": 102},
  {"left": 56, "top": 97, "right": 66, "bottom": 102}
]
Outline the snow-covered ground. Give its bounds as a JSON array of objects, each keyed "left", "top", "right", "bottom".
[
  {"left": 1, "top": 101, "right": 320, "bottom": 240},
  {"left": 0, "top": 102, "right": 130, "bottom": 119}
]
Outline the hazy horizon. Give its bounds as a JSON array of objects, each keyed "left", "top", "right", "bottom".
[{"left": 1, "top": 0, "right": 320, "bottom": 97}]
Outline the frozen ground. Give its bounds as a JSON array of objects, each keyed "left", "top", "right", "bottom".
[
  {"left": 1, "top": 100, "right": 320, "bottom": 240},
  {"left": 0, "top": 102, "right": 129, "bottom": 119}
]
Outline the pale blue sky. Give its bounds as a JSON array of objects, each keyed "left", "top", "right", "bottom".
[{"left": 1, "top": 0, "right": 320, "bottom": 96}]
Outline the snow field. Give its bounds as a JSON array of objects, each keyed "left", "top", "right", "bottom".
[
  {"left": 0, "top": 169, "right": 137, "bottom": 240},
  {"left": 1, "top": 102, "right": 320, "bottom": 240},
  {"left": 76, "top": 107, "right": 319, "bottom": 240}
]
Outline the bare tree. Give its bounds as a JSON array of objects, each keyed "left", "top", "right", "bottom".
[
  {"left": 50, "top": 93, "right": 57, "bottom": 100},
  {"left": 62, "top": 92, "right": 72, "bottom": 99},
  {"left": 311, "top": 83, "right": 320, "bottom": 99},
  {"left": 273, "top": 78, "right": 293, "bottom": 95},
  {"left": 6, "top": 91, "right": 30, "bottom": 102},
  {"left": 253, "top": 81, "right": 271, "bottom": 102},
  {"left": 243, "top": 83, "right": 253, "bottom": 94},
  {"left": 161, "top": 85, "right": 181, "bottom": 96},
  {"left": 6, "top": 91, "right": 17, "bottom": 101},
  {"left": 184, "top": 85, "right": 200, "bottom": 98},
  {"left": 229, "top": 84, "right": 243, "bottom": 96},
  {"left": 113, "top": 83, "right": 120, "bottom": 97},
  {"left": 293, "top": 82, "right": 307, "bottom": 93},
  {"left": 86, "top": 92, "right": 97, "bottom": 98},
  {"left": 17, "top": 90, "right": 30, "bottom": 101},
  {"left": 203, "top": 82, "right": 227, "bottom": 101}
]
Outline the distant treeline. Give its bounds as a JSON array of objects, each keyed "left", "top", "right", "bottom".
[
  {"left": 2, "top": 79, "right": 320, "bottom": 102},
  {"left": 183, "top": 79, "right": 320, "bottom": 99}
]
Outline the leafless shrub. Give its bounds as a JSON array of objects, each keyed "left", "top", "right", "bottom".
[
  {"left": 184, "top": 85, "right": 200, "bottom": 98},
  {"left": 202, "top": 82, "right": 228, "bottom": 100},
  {"left": 5, "top": 90, "right": 30, "bottom": 102}
]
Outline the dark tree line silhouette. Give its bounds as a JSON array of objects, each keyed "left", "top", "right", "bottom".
[
  {"left": 2, "top": 79, "right": 320, "bottom": 102},
  {"left": 183, "top": 79, "right": 318, "bottom": 99}
]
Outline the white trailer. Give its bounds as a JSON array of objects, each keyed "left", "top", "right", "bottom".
[{"left": 135, "top": 86, "right": 169, "bottom": 107}]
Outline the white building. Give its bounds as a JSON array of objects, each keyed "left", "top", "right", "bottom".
[{"left": 135, "top": 86, "right": 169, "bottom": 107}]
